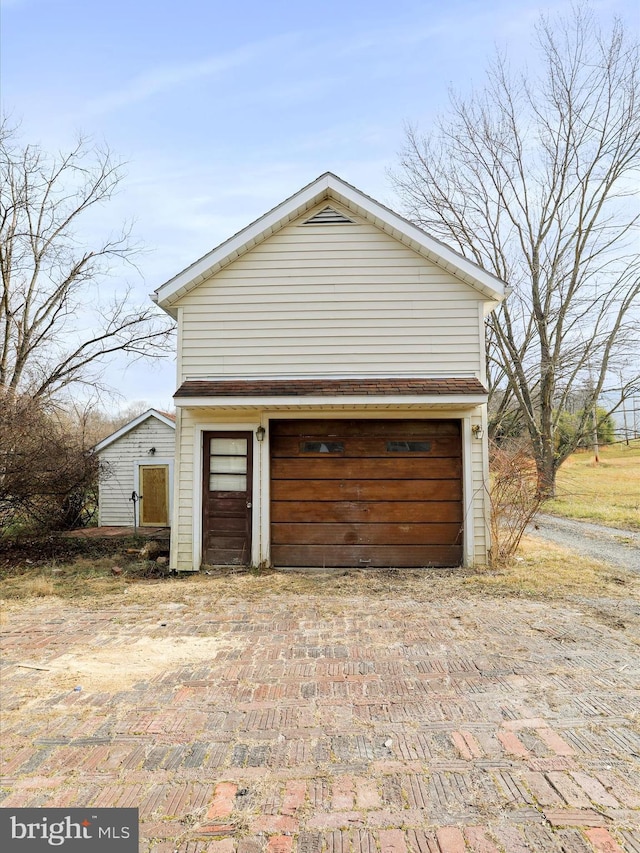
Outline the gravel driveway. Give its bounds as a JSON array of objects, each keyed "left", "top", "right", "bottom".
[{"left": 528, "top": 513, "right": 640, "bottom": 572}]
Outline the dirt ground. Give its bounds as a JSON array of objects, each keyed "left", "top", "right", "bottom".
[{"left": 1, "top": 572, "right": 639, "bottom": 853}]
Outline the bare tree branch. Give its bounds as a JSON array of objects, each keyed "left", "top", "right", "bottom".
[
  {"left": 390, "top": 5, "right": 640, "bottom": 495},
  {"left": 0, "top": 123, "right": 174, "bottom": 400}
]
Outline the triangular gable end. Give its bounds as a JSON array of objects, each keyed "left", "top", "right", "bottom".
[
  {"left": 94, "top": 409, "right": 175, "bottom": 453},
  {"left": 152, "top": 173, "right": 507, "bottom": 316}
]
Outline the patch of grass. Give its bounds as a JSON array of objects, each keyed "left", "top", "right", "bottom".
[
  {"left": 544, "top": 440, "right": 640, "bottom": 529},
  {"left": 0, "top": 555, "right": 174, "bottom": 602},
  {"left": 464, "top": 535, "right": 637, "bottom": 600},
  {"left": 17, "top": 576, "right": 58, "bottom": 598},
  {"left": 1, "top": 536, "right": 636, "bottom": 612}
]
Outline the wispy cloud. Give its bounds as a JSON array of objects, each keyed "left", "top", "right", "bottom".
[{"left": 85, "top": 33, "right": 299, "bottom": 116}]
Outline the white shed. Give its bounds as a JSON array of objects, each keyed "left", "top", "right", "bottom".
[{"left": 94, "top": 409, "right": 175, "bottom": 527}]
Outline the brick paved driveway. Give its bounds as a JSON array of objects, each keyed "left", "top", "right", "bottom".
[{"left": 1, "top": 575, "right": 639, "bottom": 852}]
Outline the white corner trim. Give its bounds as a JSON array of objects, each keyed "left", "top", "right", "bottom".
[{"left": 461, "top": 418, "right": 474, "bottom": 567}]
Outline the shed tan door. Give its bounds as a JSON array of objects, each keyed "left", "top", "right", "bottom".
[
  {"left": 139, "top": 465, "right": 170, "bottom": 526},
  {"left": 270, "top": 419, "right": 463, "bottom": 567},
  {"left": 202, "top": 432, "right": 253, "bottom": 566}
]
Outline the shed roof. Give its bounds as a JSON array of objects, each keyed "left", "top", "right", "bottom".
[{"left": 94, "top": 409, "right": 175, "bottom": 453}]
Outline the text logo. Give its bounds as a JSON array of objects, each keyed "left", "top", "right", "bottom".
[{"left": 0, "top": 808, "right": 138, "bottom": 851}]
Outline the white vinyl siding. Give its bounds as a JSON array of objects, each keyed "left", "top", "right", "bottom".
[
  {"left": 98, "top": 419, "right": 175, "bottom": 527},
  {"left": 174, "top": 215, "right": 484, "bottom": 381}
]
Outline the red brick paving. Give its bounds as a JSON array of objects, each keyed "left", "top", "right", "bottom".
[
  {"left": 1, "top": 581, "right": 638, "bottom": 852},
  {"left": 584, "top": 828, "right": 626, "bottom": 853}
]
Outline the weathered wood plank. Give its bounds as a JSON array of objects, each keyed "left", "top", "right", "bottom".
[
  {"left": 206, "top": 535, "right": 247, "bottom": 550},
  {"left": 270, "top": 479, "right": 462, "bottom": 501},
  {"left": 270, "top": 435, "right": 461, "bottom": 458},
  {"left": 202, "top": 515, "right": 247, "bottom": 532},
  {"left": 271, "top": 522, "right": 462, "bottom": 546},
  {"left": 271, "top": 544, "right": 463, "bottom": 568},
  {"left": 270, "top": 419, "right": 461, "bottom": 437},
  {"left": 271, "top": 501, "right": 463, "bottom": 524},
  {"left": 271, "top": 457, "right": 462, "bottom": 480},
  {"left": 202, "top": 547, "right": 248, "bottom": 566}
]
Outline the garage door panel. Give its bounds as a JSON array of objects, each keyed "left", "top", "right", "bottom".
[
  {"left": 271, "top": 522, "right": 462, "bottom": 546},
  {"left": 271, "top": 435, "right": 462, "bottom": 458},
  {"left": 271, "top": 544, "right": 463, "bottom": 568},
  {"left": 272, "top": 457, "right": 462, "bottom": 480},
  {"left": 271, "top": 478, "right": 462, "bottom": 501},
  {"left": 270, "top": 418, "right": 463, "bottom": 568},
  {"left": 271, "top": 419, "right": 461, "bottom": 437},
  {"left": 271, "top": 500, "right": 463, "bottom": 523}
]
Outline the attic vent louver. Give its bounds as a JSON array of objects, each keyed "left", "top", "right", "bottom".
[{"left": 303, "top": 206, "right": 354, "bottom": 225}]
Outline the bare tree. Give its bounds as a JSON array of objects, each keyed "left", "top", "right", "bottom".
[
  {"left": 391, "top": 5, "right": 640, "bottom": 496},
  {"left": 0, "top": 124, "right": 173, "bottom": 400}
]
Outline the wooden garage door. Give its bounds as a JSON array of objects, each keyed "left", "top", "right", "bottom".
[{"left": 270, "top": 420, "right": 463, "bottom": 568}]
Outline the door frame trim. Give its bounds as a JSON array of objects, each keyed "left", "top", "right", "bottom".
[
  {"left": 133, "top": 458, "right": 173, "bottom": 527},
  {"left": 201, "top": 429, "right": 254, "bottom": 567},
  {"left": 192, "top": 422, "right": 261, "bottom": 569}
]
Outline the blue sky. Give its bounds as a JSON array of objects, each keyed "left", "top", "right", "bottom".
[{"left": 2, "top": 0, "right": 637, "bottom": 410}]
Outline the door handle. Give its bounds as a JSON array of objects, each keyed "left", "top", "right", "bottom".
[{"left": 246, "top": 502, "right": 252, "bottom": 508}]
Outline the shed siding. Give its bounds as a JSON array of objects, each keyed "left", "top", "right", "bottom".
[
  {"left": 174, "top": 213, "right": 484, "bottom": 381},
  {"left": 98, "top": 419, "right": 175, "bottom": 526}
]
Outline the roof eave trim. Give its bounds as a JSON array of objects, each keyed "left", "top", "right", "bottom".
[{"left": 173, "top": 394, "right": 487, "bottom": 408}]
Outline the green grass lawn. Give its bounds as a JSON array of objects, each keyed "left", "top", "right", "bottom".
[{"left": 544, "top": 439, "right": 640, "bottom": 529}]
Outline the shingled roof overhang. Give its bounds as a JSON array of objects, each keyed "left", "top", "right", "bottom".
[{"left": 173, "top": 378, "right": 488, "bottom": 410}]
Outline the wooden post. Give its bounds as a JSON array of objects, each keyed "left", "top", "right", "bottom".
[{"left": 592, "top": 405, "right": 600, "bottom": 464}]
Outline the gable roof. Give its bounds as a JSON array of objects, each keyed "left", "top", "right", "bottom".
[
  {"left": 152, "top": 172, "right": 507, "bottom": 317},
  {"left": 94, "top": 408, "right": 175, "bottom": 453}
]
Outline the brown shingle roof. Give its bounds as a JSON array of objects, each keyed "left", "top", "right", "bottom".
[{"left": 174, "top": 378, "right": 487, "bottom": 398}]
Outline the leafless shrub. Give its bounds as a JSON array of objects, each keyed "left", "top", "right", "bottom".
[
  {"left": 0, "top": 392, "right": 100, "bottom": 534},
  {"left": 489, "top": 441, "right": 543, "bottom": 567}
]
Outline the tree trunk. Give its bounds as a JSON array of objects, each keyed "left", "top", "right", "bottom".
[{"left": 536, "top": 451, "right": 557, "bottom": 499}]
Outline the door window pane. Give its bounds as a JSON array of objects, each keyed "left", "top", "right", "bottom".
[
  {"left": 210, "top": 455, "right": 247, "bottom": 474},
  {"left": 210, "top": 437, "right": 247, "bottom": 455},
  {"left": 209, "top": 474, "right": 247, "bottom": 491}
]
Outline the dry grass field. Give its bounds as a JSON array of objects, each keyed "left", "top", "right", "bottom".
[
  {"left": 544, "top": 439, "right": 640, "bottom": 529},
  {"left": 2, "top": 442, "right": 638, "bottom": 609},
  {"left": 1, "top": 536, "right": 637, "bottom": 616}
]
